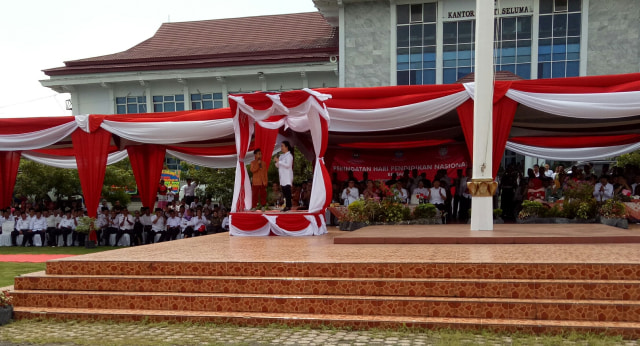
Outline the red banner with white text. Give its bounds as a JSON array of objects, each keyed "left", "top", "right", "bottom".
[{"left": 327, "top": 143, "right": 470, "bottom": 182}]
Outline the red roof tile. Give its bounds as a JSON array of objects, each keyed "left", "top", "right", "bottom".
[{"left": 44, "top": 12, "right": 337, "bottom": 76}]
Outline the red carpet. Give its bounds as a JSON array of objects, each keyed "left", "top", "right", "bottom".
[{"left": 0, "top": 254, "right": 75, "bottom": 263}]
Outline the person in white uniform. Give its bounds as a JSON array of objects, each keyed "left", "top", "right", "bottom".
[{"left": 274, "top": 141, "right": 294, "bottom": 211}]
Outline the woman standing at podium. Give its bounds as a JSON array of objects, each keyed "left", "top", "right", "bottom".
[{"left": 274, "top": 141, "right": 294, "bottom": 212}]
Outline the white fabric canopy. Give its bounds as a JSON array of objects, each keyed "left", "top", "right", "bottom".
[
  {"left": 505, "top": 141, "right": 640, "bottom": 161},
  {"left": 21, "top": 150, "right": 129, "bottom": 169},
  {"left": 0, "top": 121, "right": 78, "bottom": 151},
  {"left": 100, "top": 119, "right": 235, "bottom": 144},
  {"left": 505, "top": 89, "right": 640, "bottom": 119},
  {"left": 166, "top": 150, "right": 252, "bottom": 169},
  {"left": 328, "top": 90, "right": 469, "bottom": 132}
]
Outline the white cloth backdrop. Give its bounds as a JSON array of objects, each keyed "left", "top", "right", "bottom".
[
  {"left": 505, "top": 141, "right": 640, "bottom": 161},
  {"left": 0, "top": 120, "right": 78, "bottom": 151},
  {"left": 100, "top": 118, "right": 235, "bottom": 144},
  {"left": 21, "top": 150, "right": 129, "bottom": 169}
]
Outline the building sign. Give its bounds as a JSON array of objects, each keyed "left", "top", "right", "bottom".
[
  {"left": 443, "top": 0, "right": 534, "bottom": 20},
  {"left": 160, "top": 169, "right": 181, "bottom": 193},
  {"left": 328, "top": 144, "right": 469, "bottom": 181}
]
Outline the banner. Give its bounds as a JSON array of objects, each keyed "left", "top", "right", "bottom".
[
  {"left": 161, "top": 169, "right": 181, "bottom": 193},
  {"left": 328, "top": 143, "right": 470, "bottom": 182}
]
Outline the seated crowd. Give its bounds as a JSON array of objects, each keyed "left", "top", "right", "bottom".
[
  {"left": 330, "top": 168, "right": 474, "bottom": 223},
  {"left": 0, "top": 197, "right": 230, "bottom": 247},
  {"left": 500, "top": 163, "right": 640, "bottom": 220}
]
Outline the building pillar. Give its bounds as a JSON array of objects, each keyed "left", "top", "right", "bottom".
[{"left": 469, "top": 0, "right": 496, "bottom": 231}]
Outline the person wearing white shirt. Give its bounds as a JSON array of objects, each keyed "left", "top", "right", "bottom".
[
  {"left": 12, "top": 213, "right": 31, "bottom": 246},
  {"left": 393, "top": 181, "right": 408, "bottom": 204},
  {"left": 181, "top": 209, "right": 195, "bottom": 238},
  {"left": 94, "top": 208, "right": 109, "bottom": 246},
  {"left": 115, "top": 209, "right": 134, "bottom": 246},
  {"left": 149, "top": 208, "right": 166, "bottom": 244},
  {"left": 428, "top": 180, "right": 447, "bottom": 210},
  {"left": 57, "top": 210, "right": 76, "bottom": 247},
  {"left": 341, "top": 180, "right": 360, "bottom": 206},
  {"left": 412, "top": 180, "right": 430, "bottom": 203},
  {"left": 191, "top": 209, "right": 209, "bottom": 236},
  {"left": 183, "top": 178, "right": 198, "bottom": 207},
  {"left": 593, "top": 176, "right": 614, "bottom": 202},
  {"left": 140, "top": 208, "right": 154, "bottom": 244},
  {"left": 544, "top": 164, "right": 554, "bottom": 179},
  {"left": 221, "top": 215, "right": 230, "bottom": 232},
  {"left": 29, "top": 210, "right": 47, "bottom": 247},
  {"left": 165, "top": 210, "right": 182, "bottom": 241},
  {"left": 274, "top": 141, "right": 294, "bottom": 211},
  {"left": 44, "top": 210, "right": 58, "bottom": 246}
]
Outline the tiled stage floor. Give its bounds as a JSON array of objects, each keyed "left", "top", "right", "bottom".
[
  {"left": 13, "top": 225, "right": 640, "bottom": 337},
  {"left": 47, "top": 224, "right": 640, "bottom": 265},
  {"left": 334, "top": 223, "right": 640, "bottom": 245}
]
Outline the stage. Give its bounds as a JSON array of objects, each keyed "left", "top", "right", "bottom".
[
  {"left": 334, "top": 223, "right": 640, "bottom": 244},
  {"left": 10, "top": 225, "right": 640, "bottom": 338}
]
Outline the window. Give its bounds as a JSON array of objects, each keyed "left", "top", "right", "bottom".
[
  {"left": 538, "top": 0, "right": 581, "bottom": 78},
  {"left": 397, "top": 2, "right": 437, "bottom": 85},
  {"left": 115, "top": 96, "right": 147, "bottom": 114},
  {"left": 190, "top": 93, "right": 224, "bottom": 110},
  {"left": 442, "top": 20, "right": 475, "bottom": 84},
  {"left": 153, "top": 94, "right": 185, "bottom": 112},
  {"left": 494, "top": 16, "right": 532, "bottom": 79}
]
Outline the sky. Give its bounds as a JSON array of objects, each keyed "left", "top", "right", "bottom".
[{"left": 0, "top": 0, "right": 318, "bottom": 118}]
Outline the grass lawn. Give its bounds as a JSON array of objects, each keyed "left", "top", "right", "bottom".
[{"left": 0, "top": 246, "right": 117, "bottom": 288}]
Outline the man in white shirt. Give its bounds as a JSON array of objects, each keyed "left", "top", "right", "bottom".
[
  {"left": 221, "top": 210, "right": 230, "bottom": 232},
  {"left": 12, "top": 212, "right": 31, "bottom": 246},
  {"left": 94, "top": 208, "right": 109, "bottom": 246},
  {"left": 341, "top": 179, "right": 360, "bottom": 206},
  {"left": 45, "top": 210, "right": 58, "bottom": 246},
  {"left": 57, "top": 209, "right": 76, "bottom": 247},
  {"left": 140, "top": 208, "right": 153, "bottom": 244},
  {"left": 593, "top": 176, "right": 614, "bottom": 202},
  {"left": 429, "top": 180, "right": 447, "bottom": 210},
  {"left": 149, "top": 208, "right": 166, "bottom": 244},
  {"left": 29, "top": 210, "right": 47, "bottom": 247},
  {"left": 116, "top": 209, "right": 135, "bottom": 246},
  {"left": 544, "top": 164, "right": 554, "bottom": 179},
  {"left": 183, "top": 178, "right": 198, "bottom": 207},
  {"left": 164, "top": 210, "right": 181, "bottom": 242},
  {"left": 393, "top": 181, "right": 408, "bottom": 204}
]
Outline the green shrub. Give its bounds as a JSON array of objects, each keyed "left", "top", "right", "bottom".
[
  {"left": 599, "top": 198, "right": 626, "bottom": 218},
  {"left": 517, "top": 200, "right": 544, "bottom": 219},
  {"left": 414, "top": 203, "right": 437, "bottom": 219}
]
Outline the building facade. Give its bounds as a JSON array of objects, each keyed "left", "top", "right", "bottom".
[{"left": 313, "top": 0, "right": 640, "bottom": 87}]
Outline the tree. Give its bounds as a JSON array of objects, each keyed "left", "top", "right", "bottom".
[
  {"left": 617, "top": 151, "right": 640, "bottom": 168},
  {"left": 180, "top": 163, "right": 236, "bottom": 207},
  {"left": 102, "top": 158, "right": 137, "bottom": 207},
  {"left": 14, "top": 160, "right": 81, "bottom": 203}
]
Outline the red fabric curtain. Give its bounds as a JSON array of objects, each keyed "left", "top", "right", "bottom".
[
  {"left": 318, "top": 115, "right": 333, "bottom": 209},
  {"left": 71, "top": 128, "right": 111, "bottom": 218},
  {"left": 254, "top": 123, "right": 279, "bottom": 167},
  {"left": 229, "top": 213, "right": 269, "bottom": 230},
  {"left": 456, "top": 99, "right": 474, "bottom": 161},
  {"left": 235, "top": 111, "right": 252, "bottom": 212},
  {"left": 492, "top": 98, "right": 518, "bottom": 177},
  {"left": 127, "top": 144, "right": 166, "bottom": 209},
  {"left": 456, "top": 96, "right": 518, "bottom": 178},
  {"left": 275, "top": 214, "right": 311, "bottom": 231},
  {"left": 0, "top": 151, "right": 21, "bottom": 209}
]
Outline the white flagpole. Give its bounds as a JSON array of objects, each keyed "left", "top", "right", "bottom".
[{"left": 469, "top": 0, "right": 497, "bottom": 231}]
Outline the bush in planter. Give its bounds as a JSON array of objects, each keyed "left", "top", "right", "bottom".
[
  {"left": 414, "top": 203, "right": 437, "bottom": 219},
  {"left": 599, "top": 198, "right": 627, "bottom": 219},
  {"left": 378, "top": 198, "right": 407, "bottom": 223},
  {"left": 0, "top": 290, "right": 13, "bottom": 326},
  {"left": 517, "top": 200, "right": 545, "bottom": 220}
]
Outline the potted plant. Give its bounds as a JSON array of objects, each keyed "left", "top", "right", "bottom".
[
  {"left": 75, "top": 216, "right": 97, "bottom": 248},
  {"left": 598, "top": 198, "right": 628, "bottom": 229},
  {"left": 413, "top": 203, "right": 439, "bottom": 224},
  {"left": 0, "top": 290, "right": 13, "bottom": 326}
]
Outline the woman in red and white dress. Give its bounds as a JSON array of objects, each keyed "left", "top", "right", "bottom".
[{"left": 157, "top": 179, "right": 168, "bottom": 209}]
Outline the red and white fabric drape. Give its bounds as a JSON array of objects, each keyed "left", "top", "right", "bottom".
[
  {"left": 71, "top": 127, "right": 112, "bottom": 218},
  {"left": 127, "top": 145, "right": 167, "bottom": 210},
  {"left": 0, "top": 151, "right": 21, "bottom": 209}
]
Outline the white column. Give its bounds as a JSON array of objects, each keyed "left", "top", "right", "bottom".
[{"left": 470, "top": 0, "right": 495, "bottom": 231}]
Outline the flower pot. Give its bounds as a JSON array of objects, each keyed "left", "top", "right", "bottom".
[{"left": 0, "top": 306, "right": 13, "bottom": 326}]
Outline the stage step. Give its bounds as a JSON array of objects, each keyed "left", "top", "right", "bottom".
[
  {"left": 13, "top": 307, "right": 640, "bottom": 338},
  {"left": 14, "top": 273, "right": 640, "bottom": 300},
  {"left": 11, "top": 289, "right": 640, "bottom": 322},
  {"left": 44, "top": 260, "right": 640, "bottom": 280}
]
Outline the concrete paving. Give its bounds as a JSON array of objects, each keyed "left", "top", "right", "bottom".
[{"left": 0, "top": 319, "right": 638, "bottom": 345}]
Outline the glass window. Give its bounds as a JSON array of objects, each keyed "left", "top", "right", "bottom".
[
  {"left": 501, "top": 17, "right": 517, "bottom": 41},
  {"left": 554, "top": 0, "right": 568, "bottom": 12},
  {"left": 397, "top": 5, "right": 410, "bottom": 24},
  {"left": 553, "top": 13, "right": 567, "bottom": 37},
  {"left": 153, "top": 94, "right": 185, "bottom": 113},
  {"left": 539, "top": 16, "right": 553, "bottom": 38},
  {"left": 517, "top": 16, "right": 532, "bottom": 40},
  {"left": 567, "top": 13, "right": 581, "bottom": 36},
  {"left": 190, "top": 92, "right": 224, "bottom": 110},
  {"left": 568, "top": 0, "right": 581, "bottom": 12},
  {"left": 443, "top": 22, "right": 457, "bottom": 45},
  {"left": 566, "top": 61, "right": 580, "bottom": 77},
  {"left": 396, "top": 3, "right": 437, "bottom": 85},
  {"left": 540, "top": 0, "right": 554, "bottom": 14},
  {"left": 116, "top": 95, "right": 146, "bottom": 114},
  {"left": 538, "top": 2, "right": 581, "bottom": 79}
]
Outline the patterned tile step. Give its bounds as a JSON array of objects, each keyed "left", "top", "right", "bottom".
[
  {"left": 12, "top": 290, "right": 640, "bottom": 322},
  {"left": 13, "top": 307, "right": 640, "bottom": 339},
  {"left": 44, "top": 260, "right": 640, "bottom": 280},
  {"left": 15, "top": 274, "right": 640, "bottom": 300}
]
